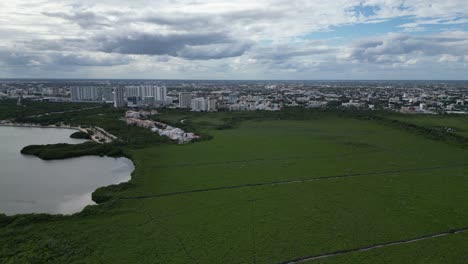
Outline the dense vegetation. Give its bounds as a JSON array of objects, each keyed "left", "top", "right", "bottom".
[
  {"left": 371, "top": 114, "right": 468, "bottom": 148},
  {"left": 11, "top": 105, "right": 171, "bottom": 147},
  {"left": 20, "top": 142, "right": 129, "bottom": 160},
  {"left": 0, "top": 98, "right": 99, "bottom": 120},
  {"left": 1, "top": 101, "right": 468, "bottom": 263},
  {"left": 69, "top": 131, "right": 91, "bottom": 139}
]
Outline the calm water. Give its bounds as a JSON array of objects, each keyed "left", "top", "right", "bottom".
[{"left": 0, "top": 126, "right": 134, "bottom": 215}]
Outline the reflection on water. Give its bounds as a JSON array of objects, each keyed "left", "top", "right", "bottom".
[
  {"left": 57, "top": 192, "right": 96, "bottom": 215},
  {"left": 0, "top": 126, "right": 134, "bottom": 215}
]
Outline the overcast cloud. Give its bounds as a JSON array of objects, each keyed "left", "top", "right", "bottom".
[{"left": 0, "top": 0, "right": 467, "bottom": 79}]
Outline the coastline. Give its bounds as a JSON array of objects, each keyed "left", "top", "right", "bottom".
[
  {"left": 0, "top": 134, "right": 136, "bottom": 217},
  {"left": 0, "top": 122, "right": 81, "bottom": 131},
  {"left": 0, "top": 155, "right": 135, "bottom": 217},
  {"left": 0, "top": 122, "right": 117, "bottom": 143}
]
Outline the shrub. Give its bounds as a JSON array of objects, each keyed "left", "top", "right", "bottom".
[{"left": 70, "top": 131, "right": 91, "bottom": 140}]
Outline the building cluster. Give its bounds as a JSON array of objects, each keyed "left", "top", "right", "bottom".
[
  {"left": 69, "top": 85, "right": 169, "bottom": 108},
  {"left": 70, "top": 86, "right": 114, "bottom": 102},
  {"left": 175, "top": 92, "right": 280, "bottom": 112},
  {"left": 125, "top": 111, "right": 199, "bottom": 144},
  {"left": 177, "top": 92, "right": 217, "bottom": 112},
  {"left": 151, "top": 124, "right": 199, "bottom": 144},
  {"left": 125, "top": 110, "right": 159, "bottom": 119},
  {"left": 125, "top": 85, "right": 168, "bottom": 106},
  {"left": 1, "top": 80, "right": 467, "bottom": 114},
  {"left": 0, "top": 80, "right": 72, "bottom": 102},
  {"left": 227, "top": 94, "right": 282, "bottom": 111}
]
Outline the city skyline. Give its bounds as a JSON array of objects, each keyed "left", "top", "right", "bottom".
[{"left": 1, "top": 1, "right": 468, "bottom": 80}]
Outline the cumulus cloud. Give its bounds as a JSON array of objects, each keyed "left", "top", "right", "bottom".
[
  {"left": 253, "top": 43, "right": 338, "bottom": 61},
  {"left": 0, "top": 48, "right": 131, "bottom": 68},
  {"left": 177, "top": 42, "right": 253, "bottom": 60},
  {"left": 399, "top": 17, "right": 468, "bottom": 30},
  {"left": 42, "top": 10, "right": 112, "bottom": 29},
  {"left": 343, "top": 31, "right": 468, "bottom": 64},
  {"left": 95, "top": 32, "right": 252, "bottom": 59},
  {"left": 0, "top": 0, "right": 467, "bottom": 78}
]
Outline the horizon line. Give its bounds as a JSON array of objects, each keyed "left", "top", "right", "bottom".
[{"left": 1, "top": 78, "right": 468, "bottom": 82}]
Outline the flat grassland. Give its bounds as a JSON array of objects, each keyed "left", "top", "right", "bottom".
[
  {"left": 1, "top": 107, "right": 467, "bottom": 264},
  {"left": 386, "top": 113, "right": 468, "bottom": 138}
]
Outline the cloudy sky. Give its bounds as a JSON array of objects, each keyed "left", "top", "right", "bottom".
[{"left": 1, "top": 0, "right": 467, "bottom": 79}]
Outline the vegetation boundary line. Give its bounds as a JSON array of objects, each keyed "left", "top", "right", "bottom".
[
  {"left": 151, "top": 156, "right": 303, "bottom": 168},
  {"left": 23, "top": 105, "right": 104, "bottom": 118},
  {"left": 277, "top": 227, "right": 468, "bottom": 263},
  {"left": 121, "top": 163, "right": 468, "bottom": 200},
  {"left": 148, "top": 150, "right": 384, "bottom": 169}
]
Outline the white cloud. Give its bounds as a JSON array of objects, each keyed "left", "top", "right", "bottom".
[{"left": 0, "top": 0, "right": 467, "bottom": 79}]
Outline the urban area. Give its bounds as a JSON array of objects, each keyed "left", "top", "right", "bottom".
[{"left": 0, "top": 80, "right": 467, "bottom": 114}]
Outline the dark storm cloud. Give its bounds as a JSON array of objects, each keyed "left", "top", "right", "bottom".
[
  {"left": 0, "top": 48, "right": 131, "bottom": 67},
  {"left": 177, "top": 42, "right": 253, "bottom": 60},
  {"left": 0, "top": 50, "right": 37, "bottom": 66},
  {"left": 19, "top": 30, "right": 253, "bottom": 61},
  {"left": 95, "top": 32, "right": 253, "bottom": 59}
]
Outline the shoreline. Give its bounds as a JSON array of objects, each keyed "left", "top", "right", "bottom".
[
  {"left": 0, "top": 122, "right": 117, "bottom": 143},
  {"left": 0, "top": 140, "right": 136, "bottom": 217},
  {"left": 0, "top": 123, "right": 81, "bottom": 131},
  {"left": 0, "top": 156, "right": 135, "bottom": 217}
]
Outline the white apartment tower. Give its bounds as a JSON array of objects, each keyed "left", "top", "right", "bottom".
[
  {"left": 191, "top": 97, "right": 206, "bottom": 112},
  {"left": 179, "top": 92, "right": 192, "bottom": 109},
  {"left": 158, "top": 86, "right": 167, "bottom": 102},
  {"left": 71, "top": 87, "right": 100, "bottom": 101},
  {"left": 113, "top": 87, "right": 127, "bottom": 108},
  {"left": 207, "top": 98, "right": 217, "bottom": 111},
  {"left": 125, "top": 85, "right": 167, "bottom": 103}
]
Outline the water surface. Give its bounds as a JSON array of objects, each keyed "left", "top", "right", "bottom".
[{"left": 0, "top": 126, "right": 133, "bottom": 215}]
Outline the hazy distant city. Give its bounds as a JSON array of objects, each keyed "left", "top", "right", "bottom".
[{"left": 1, "top": 80, "right": 467, "bottom": 114}]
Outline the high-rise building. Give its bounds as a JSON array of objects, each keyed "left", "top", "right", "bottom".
[
  {"left": 113, "top": 87, "right": 126, "bottom": 108},
  {"left": 190, "top": 97, "right": 217, "bottom": 112},
  {"left": 141, "top": 85, "right": 154, "bottom": 99},
  {"left": 207, "top": 98, "right": 217, "bottom": 111},
  {"left": 126, "top": 86, "right": 140, "bottom": 98},
  {"left": 71, "top": 87, "right": 100, "bottom": 101},
  {"left": 144, "top": 96, "right": 155, "bottom": 107},
  {"left": 179, "top": 92, "right": 192, "bottom": 109},
  {"left": 191, "top": 97, "right": 206, "bottom": 112},
  {"left": 125, "top": 85, "right": 167, "bottom": 104},
  {"left": 101, "top": 87, "right": 114, "bottom": 102},
  {"left": 228, "top": 94, "right": 238, "bottom": 104},
  {"left": 157, "top": 86, "right": 167, "bottom": 102},
  {"left": 52, "top": 87, "right": 60, "bottom": 96}
]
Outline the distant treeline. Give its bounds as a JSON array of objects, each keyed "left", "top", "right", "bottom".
[
  {"left": 368, "top": 115, "right": 468, "bottom": 148},
  {"left": 21, "top": 142, "right": 129, "bottom": 160},
  {"left": 13, "top": 106, "right": 171, "bottom": 148},
  {"left": 0, "top": 98, "right": 99, "bottom": 120}
]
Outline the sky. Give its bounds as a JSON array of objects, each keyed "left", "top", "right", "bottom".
[{"left": 1, "top": 0, "right": 467, "bottom": 80}]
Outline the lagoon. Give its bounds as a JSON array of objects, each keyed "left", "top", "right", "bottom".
[{"left": 0, "top": 126, "right": 133, "bottom": 215}]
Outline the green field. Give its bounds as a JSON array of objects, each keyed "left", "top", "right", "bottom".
[
  {"left": 1, "top": 105, "right": 467, "bottom": 263},
  {"left": 385, "top": 113, "right": 468, "bottom": 138}
]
